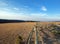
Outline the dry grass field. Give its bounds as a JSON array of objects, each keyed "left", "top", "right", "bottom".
[
  {"left": 0, "top": 22, "right": 36, "bottom": 44},
  {"left": 0, "top": 22, "right": 60, "bottom": 44}
]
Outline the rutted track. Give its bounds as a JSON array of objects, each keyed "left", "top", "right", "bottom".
[{"left": 26, "top": 22, "right": 60, "bottom": 44}]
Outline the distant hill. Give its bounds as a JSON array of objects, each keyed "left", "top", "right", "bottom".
[
  {"left": 0, "top": 19, "right": 38, "bottom": 23},
  {"left": 0, "top": 19, "right": 25, "bottom": 23}
]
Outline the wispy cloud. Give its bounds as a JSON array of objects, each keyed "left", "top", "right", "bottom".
[
  {"left": 0, "top": 1, "right": 8, "bottom": 6},
  {"left": 0, "top": 8, "right": 47, "bottom": 21},
  {"left": 41, "top": 6, "right": 47, "bottom": 11},
  {"left": 0, "top": 9, "right": 60, "bottom": 21},
  {"left": 13, "top": 7, "right": 19, "bottom": 10},
  {"left": 0, "top": 10, "right": 32, "bottom": 20},
  {"left": 30, "top": 13, "right": 47, "bottom": 17}
]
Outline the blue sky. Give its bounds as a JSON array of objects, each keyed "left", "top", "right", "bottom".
[{"left": 0, "top": 0, "right": 60, "bottom": 21}]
